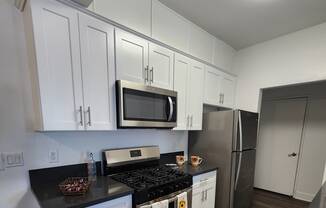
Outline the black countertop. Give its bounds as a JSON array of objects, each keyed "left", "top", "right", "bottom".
[
  {"left": 175, "top": 162, "right": 218, "bottom": 176},
  {"left": 32, "top": 176, "right": 133, "bottom": 208},
  {"left": 309, "top": 183, "right": 326, "bottom": 208}
]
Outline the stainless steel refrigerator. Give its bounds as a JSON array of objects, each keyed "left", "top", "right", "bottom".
[{"left": 189, "top": 110, "right": 259, "bottom": 208}]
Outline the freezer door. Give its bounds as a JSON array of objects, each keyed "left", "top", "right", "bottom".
[
  {"left": 233, "top": 110, "right": 259, "bottom": 151},
  {"left": 231, "top": 150, "right": 256, "bottom": 208}
]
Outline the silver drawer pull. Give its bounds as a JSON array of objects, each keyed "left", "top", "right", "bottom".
[
  {"left": 79, "top": 106, "right": 83, "bottom": 126},
  {"left": 86, "top": 106, "right": 91, "bottom": 126}
]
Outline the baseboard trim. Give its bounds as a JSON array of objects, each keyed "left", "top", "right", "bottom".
[{"left": 294, "top": 191, "right": 314, "bottom": 202}]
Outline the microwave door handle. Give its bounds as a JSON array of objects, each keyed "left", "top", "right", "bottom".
[{"left": 167, "top": 97, "right": 173, "bottom": 121}]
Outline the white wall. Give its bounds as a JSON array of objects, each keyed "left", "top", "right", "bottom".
[
  {"left": 0, "top": 1, "right": 187, "bottom": 207},
  {"left": 232, "top": 22, "right": 326, "bottom": 112}
]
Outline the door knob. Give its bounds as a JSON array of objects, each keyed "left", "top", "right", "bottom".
[{"left": 288, "top": 152, "right": 297, "bottom": 157}]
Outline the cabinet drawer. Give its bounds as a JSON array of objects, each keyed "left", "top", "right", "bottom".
[{"left": 193, "top": 170, "right": 217, "bottom": 184}]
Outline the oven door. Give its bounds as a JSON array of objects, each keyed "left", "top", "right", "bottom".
[
  {"left": 136, "top": 187, "right": 192, "bottom": 208},
  {"left": 116, "top": 80, "right": 177, "bottom": 128}
]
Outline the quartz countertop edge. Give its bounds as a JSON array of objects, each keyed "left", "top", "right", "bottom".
[
  {"left": 31, "top": 176, "right": 134, "bottom": 208},
  {"left": 176, "top": 163, "right": 218, "bottom": 176}
]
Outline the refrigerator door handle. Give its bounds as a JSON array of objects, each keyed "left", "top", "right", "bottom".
[
  {"left": 235, "top": 152, "right": 242, "bottom": 190},
  {"left": 238, "top": 111, "right": 243, "bottom": 151}
]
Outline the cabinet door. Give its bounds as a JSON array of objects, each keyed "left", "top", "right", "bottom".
[
  {"left": 173, "top": 53, "right": 190, "bottom": 130},
  {"left": 30, "top": 0, "right": 84, "bottom": 131},
  {"left": 192, "top": 185, "right": 204, "bottom": 208},
  {"left": 221, "top": 74, "right": 236, "bottom": 108},
  {"left": 149, "top": 43, "right": 174, "bottom": 90},
  {"left": 204, "top": 66, "right": 222, "bottom": 106},
  {"left": 203, "top": 184, "right": 216, "bottom": 208},
  {"left": 79, "top": 13, "right": 116, "bottom": 131},
  {"left": 115, "top": 30, "right": 149, "bottom": 84},
  {"left": 187, "top": 61, "right": 204, "bottom": 130}
]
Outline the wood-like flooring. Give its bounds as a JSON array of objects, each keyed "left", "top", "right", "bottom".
[{"left": 252, "top": 188, "right": 310, "bottom": 208}]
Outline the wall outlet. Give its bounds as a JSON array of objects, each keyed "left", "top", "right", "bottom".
[
  {"left": 49, "top": 150, "right": 59, "bottom": 163},
  {"left": 0, "top": 153, "right": 5, "bottom": 171},
  {"left": 5, "top": 152, "right": 24, "bottom": 168}
]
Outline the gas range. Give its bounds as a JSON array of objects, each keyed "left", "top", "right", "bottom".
[{"left": 102, "top": 146, "right": 192, "bottom": 207}]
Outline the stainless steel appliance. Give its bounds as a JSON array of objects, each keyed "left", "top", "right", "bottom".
[
  {"left": 116, "top": 80, "right": 177, "bottom": 128},
  {"left": 102, "top": 146, "right": 192, "bottom": 208},
  {"left": 189, "top": 110, "right": 259, "bottom": 208}
]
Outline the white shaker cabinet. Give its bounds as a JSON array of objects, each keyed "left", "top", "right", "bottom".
[
  {"left": 192, "top": 171, "right": 217, "bottom": 208},
  {"left": 203, "top": 66, "right": 236, "bottom": 109},
  {"left": 26, "top": 0, "right": 116, "bottom": 131},
  {"left": 187, "top": 61, "right": 205, "bottom": 130},
  {"left": 115, "top": 29, "right": 149, "bottom": 84},
  {"left": 87, "top": 195, "right": 132, "bottom": 208},
  {"left": 220, "top": 73, "right": 236, "bottom": 108},
  {"left": 173, "top": 53, "right": 204, "bottom": 130},
  {"left": 116, "top": 30, "right": 174, "bottom": 90},
  {"left": 173, "top": 54, "right": 191, "bottom": 130},
  {"left": 148, "top": 43, "right": 174, "bottom": 89},
  {"left": 204, "top": 66, "right": 222, "bottom": 106},
  {"left": 79, "top": 13, "right": 116, "bottom": 130},
  {"left": 27, "top": 0, "right": 84, "bottom": 131}
]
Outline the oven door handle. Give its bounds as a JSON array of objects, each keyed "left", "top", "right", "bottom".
[{"left": 167, "top": 96, "right": 174, "bottom": 122}]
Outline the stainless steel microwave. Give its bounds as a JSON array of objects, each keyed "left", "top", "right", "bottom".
[{"left": 116, "top": 80, "right": 177, "bottom": 128}]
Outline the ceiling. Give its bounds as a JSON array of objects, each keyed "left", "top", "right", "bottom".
[{"left": 158, "top": 0, "right": 326, "bottom": 50}]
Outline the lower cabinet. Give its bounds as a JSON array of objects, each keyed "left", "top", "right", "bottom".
[
  {"left": 87, "top": 195, "right": 132, "bottom": 208},
  {"left": 192, "top": 171, "right": 217, "bottom": 208}
]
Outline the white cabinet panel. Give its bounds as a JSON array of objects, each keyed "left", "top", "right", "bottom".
[
  {"left": 115, "top": 30, "right": 149, "bottom": 84},
  {"left": 192, "top": 171, "right": 217, "bottom": 208},
  {"left": 152, "top": 0, "right": 190, "bottom": 52},
  {"left": 220, "top": 74, "right": 236, "bottom": 108},
  {"left": 79, "top": 13, "right": 116, "bottom": 131},
  {"left": 30, "top": 0, "right": 83, "bottom": 131},
  {"left": 93, "top": 0, "right": 151, "bottom": 36},
  {"left": 188, "top": 60, "right": 204, "bottom": 130},
  {"left": 204, "top": 66, "right": 222, "bottom": 106},
  {"left": 173, "top": 54, "right": 190, "bottom": 130},
  {"left": 213, "top": 38, "right": 236, "bottom": 72},
  {"left": 87, "top": 195, "right": 132, "bottom": 208},
  {"left": 189, "top": 24, "right": 215, "bottom": 63},
  {"left": 149, "top": 43, "right": 174, "bottom": 89}
]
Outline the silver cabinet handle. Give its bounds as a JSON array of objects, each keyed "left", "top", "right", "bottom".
[
  {"left": 205, "top": 190, "right": 208, "bottom": 201},
  {"left": 219, "top": 93, "right": 222, "bottom": 104},
  {"left": 190, "top": 115, "right": 193, "bottom": 127},
  {"left": 150, "top": 67, "right": 154, "bottom": 84},
  {"left": 167, "top": 97, "right": 173, "bottom": 121},
  {"left": 187, "top": 115, "right": 190, "bottom": 128},
  {"left": 86, "top": 106, "right": 92, "bottom": 126},
  {"left": 201, "top": 191, "right": 205, "bottom": 202},
  {"left": 145, "top": 65, "right": 149, "bottom": 83},
  {"left": 78, "top": 106, "right": 83, "bottom": 126}
]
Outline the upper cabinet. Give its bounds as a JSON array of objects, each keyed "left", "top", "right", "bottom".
[
  {"left": 203, "top": 65, "right": 236, "bottom": 109},
  {"left": 152, "top": 0, "right": 190, "bottom": 52},
  {"left": 92, "top": 0, "right": 151, "bottom": 36},
  {"left": 115, "top": 30, "right": 149, "bottom": 84},
  {"left": 204, "top": 66, "right": 222, "bottom": 106},
  {"left": 26, "top": 0, "right": 116, "bottom": 131},
  {"left": 213, "top": 38, "right": 236, "bottom": 72},
  {"left": 174, "top": 53, "right": 204, "bottom": 131},
  {"left": 115, "top": 30, "right": 174, "bottom": 90},
  {"left": 189, "top": 24, "right": 215, "bottom": 63},
  {"left": 149, "top": 43, "right": 174, "bottom": 89}
]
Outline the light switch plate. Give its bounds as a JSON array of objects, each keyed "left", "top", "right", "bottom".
[
  {"left": 49, "top": 150, "right": 59, "bottom": 163},
  {"left": 5, "top": 152, "right": 24, "bottom": 168}
]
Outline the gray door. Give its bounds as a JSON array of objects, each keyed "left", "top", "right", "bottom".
[
  {"left": 232, "top": 150, "right": 256, "bottom": 208},
  {"left": 234, "top": 110, "right": 259, "bottom": 151}
]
